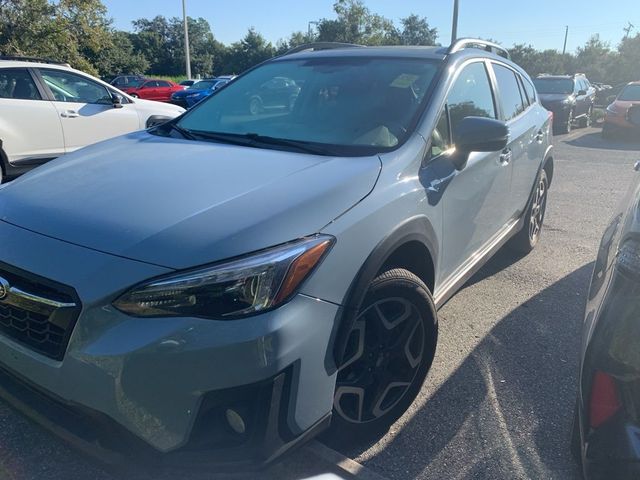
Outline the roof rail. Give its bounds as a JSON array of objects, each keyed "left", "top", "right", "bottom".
[
  {"left": 447, "top": 38, "right": 510, "bottom": 59},
  {"left": 284, "top": 42, "right": 365, "bottom": 56},
  {"left": 0, "top": 55, "right": 70, "bottom": 67}
]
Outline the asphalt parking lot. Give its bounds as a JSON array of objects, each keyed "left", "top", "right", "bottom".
[{"left": 0, "top": 126, "right": 638, "bottom": 480}]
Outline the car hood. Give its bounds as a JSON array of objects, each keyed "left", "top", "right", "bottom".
[
  {"left": 0, "top": 132, "right": 381, "bottom": 270},
  {"left": 614, "top": 100, "right": 640, "bottom": 109},
  {"left": 134, "top": 98, "right": 184, "bottom": 116},
  {"left": 539, "top": 93, "right": 572, "bottom": 103}
]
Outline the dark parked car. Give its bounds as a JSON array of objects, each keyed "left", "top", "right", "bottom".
[
  {"left": 247, "top": 76, "right": 300, "bottom": 115},
  {"left": 170, "top": 77, "right": 235, "bottom": 109},
  {"left": 534, "top": 74, "right": 596, "bottom": 134},
  {"left": 179, "top": 79, "right": 195, "bottom": 89},
  {"left": 109, "top": 75, "right": 146, "bottom": 89},
  {"left": 573, "top": 161, "right": 640, "bottom": 479}
]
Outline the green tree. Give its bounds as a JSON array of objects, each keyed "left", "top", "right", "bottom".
[
  {"left": 398, "top": 14, "right": 437, "bottom": 46},
  {"left": 574, "top": 34, "right": 612, "bottom": 82},
  {"left": 316, "top": 0, "right": 399, "bottom": 46},
  {"left": 221, "top": 28, "right": 275, "bottom": 74},
  {"left": 0, "top": 0, "right": 113, "bottom": 74}
]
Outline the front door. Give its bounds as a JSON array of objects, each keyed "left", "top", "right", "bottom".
[
  {"left": 38, "top": 69, "right": 140, "bottom": 152},
  {"left": 434, "top": 61, "right": 513, "bottom": 284}
]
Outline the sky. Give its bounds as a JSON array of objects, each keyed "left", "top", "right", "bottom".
[{"left": 102, "top": 0, "right": 638, "bottom": 53}]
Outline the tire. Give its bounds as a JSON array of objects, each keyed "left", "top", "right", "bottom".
[
  {"left": 556, "top": 110, "right": 573, "bottom": 134},
  {"left": 509, "top": 169, "right": 549, "bottom": 254},
  {"left": 324, "top": 268, "right": 438, "bottom": 449}
]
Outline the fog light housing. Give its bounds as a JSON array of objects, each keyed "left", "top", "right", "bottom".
[{"left": 225, "top": 409, "right": 246, "bottom": 435}]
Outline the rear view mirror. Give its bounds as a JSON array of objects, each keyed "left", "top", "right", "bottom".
[{"left": 450, "top": 117, "right": 509, "bottom": 171}]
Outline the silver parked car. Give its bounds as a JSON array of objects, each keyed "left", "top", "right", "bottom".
[{"left": 0, "top": 39, "right": 553, "bottom": 466}]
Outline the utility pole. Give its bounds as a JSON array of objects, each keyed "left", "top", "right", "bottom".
[
  {"left": 451, "top": 0, "right": 459, "bottom": 44},
  {"left": 182, "top": 0, "right": 192, "bottom": 79},
  {"left": 623, "top": 22, "right": 634, "bottom": 39},
  {"left": 562, "top": 25, "right": 568, "bottom": 55}
]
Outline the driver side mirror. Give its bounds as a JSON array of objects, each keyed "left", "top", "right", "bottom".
[
  {"left": 450, "top": 116, "right": 509, "bottom": 171},
  {"left": 111, "top": 94, "right": 123, "bottom": 109},
  {"left": 577, "top": 89, "right": 587, "bottom": 96}
]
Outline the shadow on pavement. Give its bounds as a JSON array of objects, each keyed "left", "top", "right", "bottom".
[
  {"left": 349, "top": 252, "right": 593, "bottom": 479},
  {"left": 565, "top": 131, "right": 640, "bottom": 152}
]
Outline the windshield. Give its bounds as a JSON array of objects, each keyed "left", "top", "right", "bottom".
[
  {"left": 191, "top": 80, "right": 219, "bottom": 90},
  {"left": 533, "top": 78, "right": 574, "bottom": 94},
  {"left": 175, "top": 57, "right": 440, "bottom": 155},
  {"left": 619, "top": 84, "right": 640, "bottom": 102}
]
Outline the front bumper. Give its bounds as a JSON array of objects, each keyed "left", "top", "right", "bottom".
[{"left": 0, "top": 220, "right": 338, "bottom": 464}]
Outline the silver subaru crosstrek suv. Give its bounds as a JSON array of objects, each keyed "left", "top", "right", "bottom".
[{"left": 0, "top": 39, "right": 553, "bottom": 467}]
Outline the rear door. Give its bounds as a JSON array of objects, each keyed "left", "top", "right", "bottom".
[
  {"left": 490, "top": 62, "right": 539, "bottom": 218},
  {"left": 155, "top": 80, "right": 174, "bottom": 102},
  {"left": 37, "top": 68, "right": 140, "bottom": 153},
  {"left": 0, "top": 67, "right": 64, "bottom": 164}
]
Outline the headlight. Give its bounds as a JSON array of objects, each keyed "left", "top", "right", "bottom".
[
  {"left": 561, "top": 97, "right": 573, "bottom": 105},
  {"left": 186, "top": 93, "right": 200, "bottom": 98},
  {"left": 113, "top": 236, "right": 334, "bottom": 319}
]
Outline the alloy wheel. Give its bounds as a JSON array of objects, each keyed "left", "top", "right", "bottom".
[
  {"left": 529, "top": 175, "right": 548, "bottom": 243},
  {"left": 334, "top": 297, "right": 426, "bottom": 424}
]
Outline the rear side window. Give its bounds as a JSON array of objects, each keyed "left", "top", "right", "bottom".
[
  {"left": 493, "top": 64, "right": 526, "bottom": 121},
  {"left": 157, "top": 81, "right": 171, "bottom": 87},
  {"left": 521, "top": 76, "right": 537, "bottom": 104},
  {"left": 447, "top": 62, "right": 496, "bottom": 142},
  {"left": 0, "top": 68, "right": 41, "bottom": 100}
]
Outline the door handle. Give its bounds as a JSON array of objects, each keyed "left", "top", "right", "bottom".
[
  {"left": 499, "top": 148, "right": 512, "bottom": 165},
  {"left": 61, "top": 110, "right": 79, "bottom": 118},
  {"left": 634, "top": 161, "right": 640, "bottom": 172}
]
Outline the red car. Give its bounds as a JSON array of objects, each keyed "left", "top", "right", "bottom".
[
  {"left": 120, "top": 79, "right": 183, "bottom": 102},
  {"left": 603, "top": 81, "right": 640, "bottom": 138}
]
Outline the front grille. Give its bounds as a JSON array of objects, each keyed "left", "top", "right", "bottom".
[
  {"left": 0, "top": 265, "right": 80, "bottom": 360},
  {"left": 0, "top": 304, "right": 67, "bottom": 359}
]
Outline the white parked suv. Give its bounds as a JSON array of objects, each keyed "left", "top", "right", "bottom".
[{"left": 0, "top": 56, "right": 185, "bottom": 182}]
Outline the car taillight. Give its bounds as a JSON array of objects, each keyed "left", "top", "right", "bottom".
[{"left": 589, "top": 370, "right": 621, "bottom": 428}]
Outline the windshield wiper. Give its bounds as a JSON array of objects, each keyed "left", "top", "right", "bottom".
[
  {"left": 186, "top": 130, "right": 332, "bottom": 156},
  {"left": 243, "top": 133, "right": 331, "bottom": 156},
  {"left": 152, "top": 121, "right": 198, "bottom": 140}
]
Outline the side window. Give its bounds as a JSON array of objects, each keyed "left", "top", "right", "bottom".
[
  {"left": 522, "top": 76, "right": 537, "bottom": 104},
  {"left": 157, "top": 81, "right": 171, "bottom": 88},
  {"left": 40, "top": 69, "right": 111, "bottom": 104},
  {"left": 431, "top": 107, "right": 452, "bottom": 157},
  {"left": 0, "top": 69, "right": 41, "bottom": 100},
  {"left": 447, "top": 62, "right": 496, "bottom": 142},
  {"left": 493, "top": 64, "right": 526, "bottom": 121},
  {"left": 517, "top": 76, "right": 529, "bottom": 106},
  {"left": 578, "top": 79, "right": 588, "bottom": 92}
]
